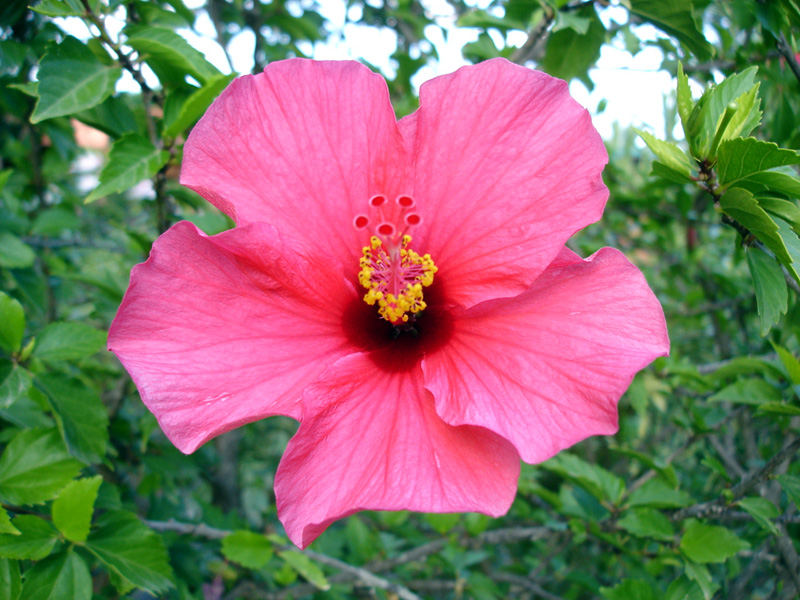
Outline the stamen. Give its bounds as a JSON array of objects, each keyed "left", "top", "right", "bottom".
[{"left": 354, "top": 215, "right": 369, "bottom": 229}]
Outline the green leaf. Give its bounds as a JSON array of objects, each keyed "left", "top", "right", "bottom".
[
  {"left": 52, "top": 476, "right": 103, "bottom": 543},
  {"left": 30, "top": 207, "right": 81, "bottom": 236},
  {"left": 31, "top": 36, "right": 120, "bottom": 123},
  {"left": 37, "top": 375, "right": 108, "bottom": 464},
  {"left": 745, "top": 246, "right": 788, "bottom": 335},
  {"left": 0, "top": 233, "right": 35, "bottom": 269},
  {"left": 221, "top": 530, "right": 274, "bottom": 569},
  {"left": 627, "top": 477, "right": 692, "bottom": 509},
  {"left": 0, "top": 365, "right": 51, "bottom": 429},
  {"left": 600, "top": 579, "right": 657, "bottom": 600},
  {"left": 0, "top": 428, "right": 82, "bottom": 505},
  {"left": 720, "top": 187, "right": 792, "bottom": 265},
  {"left": 773, "top": 217, "right": 800, "bottom": 283},
  {"left": 743, "top": 170, "right": 800, "bottom": 198},
  {"left": 541, "top": 4, "right": 605, "bottom": 83},
  {"left": 757, "top": 402, "right": 800, "bottom": 415},
  {"left": 759, "top": 197, "right": 800, "bottom": 231},
  {"left": 617, "top": 507, "right": 674, "bottom": 541},
  {"left": 544, "top": 453, "right": 625, "bottom": 505},
  {"left": 684, "top": 561, "right": 718, "bottom": 600},
  {"left": 0, "top": 558, "right": 21, "bottom": 600},
  {"left": 31, "top": 0, "right": 89, "bottom": 17},
  {"left": 680, "top": 521, "right": 749, "bottom": 563},
  {"left": 163, "top": 74, "right": 235, "bottom": 138},
  {"left": 0, "top": 509, "right": 19, "bottom": 536},
  {"left": 19, "top": 550, "right": 91, "bottom": 600},
  {"left": 456, "top": 9, "right": 523, "bottom": 30},
  {"left": 124, "top": 25, "right": 221, "bottom": 86},
  {"left": 32, "top": 322, "right": 107, "bottom": 362},
  {"left": 771, "top": 343, "right": 800, "bottom": 384},
  {"left": 737, "top": 496, "right": 779, "bottom": 535},
  {"left": 278, "top": 550, "right": 330, "bottom": 591},
  {"left": 665, "top": 575, "right": 705, "bottom": 600},
  {"left": 777, "top": 474, "right": 800, "bottom": 509},
  {"left": 85, "top": 134, "right": 169, "bottom": 203},
  {"left": 708, "top": 378, "right": 781, "bottom": 405},
  {"left": 716, "top": 138, "right": 800, "bottom": 187},
  {"left": 635, "top": 129, "right": 694, "bottom": 181},
  {"left": 86, "top": 511, "right": 173, "bottom": 595},
  {"left": 0, "top": 516, "right": 58, "bottom": 560},
  {"left": 0, "top": 293, "right": 24, "bottom": 354},
  {"left": 629, "top": 0, "right": 712, "bottom": 60}
]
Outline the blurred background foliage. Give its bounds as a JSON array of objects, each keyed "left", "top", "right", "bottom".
[{"left": 1, "top": 0, "right": 800, "bottom": 598}]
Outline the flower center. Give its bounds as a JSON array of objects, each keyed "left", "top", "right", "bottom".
[{"left": 354, "top": 194, "right": 437, "bottom": 326}]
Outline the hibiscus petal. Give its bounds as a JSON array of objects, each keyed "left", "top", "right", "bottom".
[
  {"left": 275, "top": 353, "right": 520, "bottom": 548},
  {"left": 181, "top": 58, "right": 407, "bottom": 267},
  {"left": 108, "top": 221, "right": 356, "bottom": 453},
  {"left": 422, "top": 247, "right": 669, "bottom": 464},
  {"left": 402, "top": 58, "right": 608, "bottom": 307}
]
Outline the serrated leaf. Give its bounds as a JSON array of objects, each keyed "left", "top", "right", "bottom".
[
  {"left": 777, "top": 474, "right": 800, "bottom": 509},
  {"left": 720, "top": 187, "right": 792, "bottom": 265},
  {"left": 163, "top": 74, "right": 235, "bottom": 138},
  {"left": 221, "top": 530, "right": 273, "bottom": 569},
  {"left": 0, "top": 558, "right": 21, "bottom": 600},
  {"left": 37, "top": 374, "right": 108, "bottom": 464},
  {"left": 19, "top": 550, "right": 91, "bottom": 600},
  {"left": 759, "top": 197, "right": 800, "bottom": 231},
  {"left": 278, "top": 550, "right": 330, "bottom": 591},
  {"left": 541, "top": 4, "right": 604, "bottom": 83},
  {"left": 627, "top": 477, "right": 692, "bottom": 509},
  {"left": 32, "top": 322, "right": 107, "bottom": 362},
  {"left": 31, "top": 36, "right": 120, "bottom": 123},
  {"left": 629, "top": 0, "right": 712, "bottom": 60},
  {"left": 52, "top": 476, "right": 102, "bottom": 543},
  {"left": 717, "top": 138, "right": 800, "bottom": 187},
  {"left": 0, "top": 293, "right": 24, "bottom": 354},
  {"left": 617, "top": 507, "right": 674, "bottom": 541},
  {"left": 544, "top": 453, "right": 625, "bottom": 505},
  {"left": 86, "top": 511, "right": 173, "bottom": 595},
  {"left": 720, "top": 85, "right": 761, "bottom": 142},
  {"left": 0, "top": 428, "right": 82, "bottom": 505},
  {"left": 743, "top": 169, "right": 800, "bottom": 197},
  {"left": 746, "top": 246, "right": 788, "bottom": 335},
  {"left": 636, "top": 129, "right": 694, "bottom": 180},
  {"left": 124, "top": 25, "right": 221, "bottom": 86},
  {"left": 737, "top": 496, "right": 779, "bottom": 534},
  {"left": 85, "top": 134, "right": 169, "bottom": 203},
  {"left": 0, "top": 233, "right": 35, "bottom": 269},
  {"left": 680, "top": 521, "right": 749, "bottom": 563},
  {"left": 0, "top": 516, "right": 58, "bottom": 560},
  {"left": 0, "top": 509, "right": 19, "bottom": 536}
]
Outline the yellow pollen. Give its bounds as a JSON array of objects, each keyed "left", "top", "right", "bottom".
[{"left": 358, "top": 235, "right": 437, "bottom": 325}]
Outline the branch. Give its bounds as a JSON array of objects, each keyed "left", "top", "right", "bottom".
[{"left": 776, "top": 32, "right": 800, "bottom": 86}]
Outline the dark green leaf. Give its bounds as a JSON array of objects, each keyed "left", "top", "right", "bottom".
[
  {"left": 627, "top": 477, "right": 692, "bottom": 509},
  {"left": 680, "top": 521, "right": 749, "bottom": 563},
  {"left": 684, "top": 561, "right": 718, "bottom": 600},
  {"left": 541, "top": 4, "right": 605, "bottom": 83},
  {"left": 716, "top": 138, "right": 800, "bottom": 186},
  {"left": 85, "top": 134, "right": 169, "bottom": 203},
  {"left": 0, "top": 293, "right": 24, "bottom": 354},
  {"left": 617, "top": 507, "right": 674, "bottom": 541},
  {"left": 19, "top": 550, "right": 91, "bottom": 600},
  {"left": 600, "top": 579, "right": 657, "bottom": 600},
  {"left": 759, "top": 197, "right": 800, "bottom": 231},
  {"left": 0, "top": 516, "right": 58, "bottom": 560},
  {"left": 0, "top": 365, "right": 51, "bottom": 429},
  {"left": 0, "top": 233, "right": 35, "bottom": 269},
  {"left": 720, "top": 187, "right": 792, "bottom": 265},
  {"left": 30, "top": 207, "right": 81, "bottom": 236},
  {"left": 777, "top": 474, "right": 800, "bottom": 509},
  {"left": 0, "top": 558, "right": 21, "bottom": 600},
  {"left": 544, "top": 453, "right": 625, "bottom": 505},
  {"left": 743, "top": 170, "right": 800, "bottom": 197},
  {"left": 708, "top": 378, "right": 781, "bottom": 405},
  {"left": 629, "top": 0, "right": 712, "bottom": 60},
  {"left": 86, "top": 511, "right": 173, "bottom": 595},
  {"left": 31, "top": 0, "right": 89, "bottom": 17},
  {"left": 757, "top": 402, "right": 800, "bottom": 415},
  {"left": 37, "top": 374, "right": 108, "bottom": 464},
  {"left": 32, "top": 322, "right": 107, "bottom": 362},
  {"left": 771, "top": 342, "right": 800, "bottom": 384},
  {"left": 163, "top": 74, "right": 235, "bottom": 138},
  {"left": 52, "top": 476, "right": 103, "bottom": 543},
  {"left": 745, "top": 246, "right": 788, "bottom": 335},
  {"left": 0, "top": 428, "right": 82, "bottom": 505},
  {"left": 31, "top": 36, "right": 120, "bottom": 123},
  {"left": 221, "top": 530, "right": 273, "bottom": 569},
  {"left": 737, "top": 496, "right": 779, "bottom": 534},
  {"left": 665, "top": 575, "right": 705, "bottom": 600}
]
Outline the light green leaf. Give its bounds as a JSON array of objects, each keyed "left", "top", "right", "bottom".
[
  {"left": 743, "top": 169, "right": 800, "bottom": 197},
  {"left": 773, "top": 217, "right": 800, "bottom": 283},
  {"left": 627, "top": 477, "right": 692, "bottom": 509},
  {"left": 37, "top": 374, "right": 108, "bottom": 464},
  {"left": 629, "top": 0, "right": 712, "bottom": 60},
  {"left": 0, "top": 293, "right": 24, "bottom": 354},
  {"left": 541, "top": 4, "right": 604, "bottom": 83},
  {"left": 756, "top": 402, "right": 800, "bottom": 415},
  {"left": 0, "top": 558, "right": 21, "bottom": 600},
  {"left": 759, "top": 197, "right": 800, "bottom": 231},
  {"left": 684, "top": 561, "right": 718, "bottom": 600},
  {"left": 425, "top": 512, "right": 461, "bottom": 534},
  {"left": 635, "top": 129, "right": 694, "bottom": 181},
  {"left": 85, "top": 134, "right": 169, "bottom": 203},
  {"left": 737, "top": 496, "right": 779, "bottom": 535},
  {"left": 32, "top": 322, "right": 107, "bottom": 362},
  {"left": 0, "top": 428, "right": 82, "bottom": 505},
  {"left": 30, "top": 207, "right": 81, "bottom": 236},
  {"left": 456, "top": 9, "right": 523, "bottom": 30},
  {"left": 600, "top": 579, "right": 657, "bottom": 600},
  {"left": 680, "top": 521, "right": 749, "bottom": 563},
  {"left": 163, "top": 74, "right": 235, "bottom": 138},
  {"left": 0, "top": 365, "right": 50, "bottom": 429},
  {"left": 544, "top": 452, "right": 625, "bottom": 505},
  {"left": 0, "top": 233, "right": 35, "bottom": 269},
  {"left": 31, "top": 36, "right": 120, "bottom": 123},
  {"left": 617, "top": 507, "right": 674, "bottom": 541},
  {"left": 708, "top": 378, "right": 780, "bottom": 405},
  {"left": 665, "top": 576, "right": 704, "bottom": 600},
  {"left": 746, "top": 246, "right": 788, "bottom": 335},
  {"left": 31, "top": 0, "right": 92, "bottom": 17},
  {"left": 278, "top": 550, "right": 330, "bottom": 591},
  {"left": 777, "top": 474, "right": 800, "bottom": 509},
  {"left": 0, "top": 509, "right": 19, "bottom": 536},
  {"left": 86, "top": 511, "right": 173, "bottom": 595},
  {"left": 52, "top": 476, "right": 103, "bottom": 543},
  {"left": 771, "top": 342, "right": 800, "bottom": 385},
  {"left": 124, "top": 25, "right": 221, "bottom": 86},
  {"left": 19, "top": 550, "right": 91, "bottom": 600},
  {"left": 720, "top": 187, "right": 792, "bottom": 265},
  {"left": 717, "top": 138, "right": 800, "bottom": 187},
  {"left": 221, "top": 530, "right": 273, "bottom": 569},
  {"left": 0, "top": 516, "right": 58, "bottom": 560}
]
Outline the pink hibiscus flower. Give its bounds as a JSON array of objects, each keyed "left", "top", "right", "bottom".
[{"left": 109, "top": 58, "right": 669, "bottom": 548}]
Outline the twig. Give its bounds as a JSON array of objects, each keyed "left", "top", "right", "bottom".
[
  {"left": 510, "top": 6, "right": 555, "bottom": 65},
  {"left": 776, "top": 32, "right": 800, "bottom": 85},
  {"left": 493, "top": 572, "right": 565, "bottom": 600}
]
